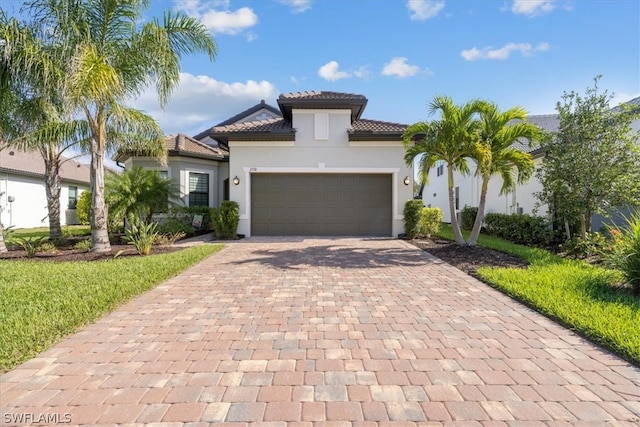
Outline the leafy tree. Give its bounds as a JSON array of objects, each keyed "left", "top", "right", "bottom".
[
  {"left": 467, "top": 102, "right": 543, "bottom": 246},
  {"left": 76, "top": 190, "right": 91, "bottom": 225},
  {"left": 2, "top": 0, "right": 217, "bottom": 252},
  {"left": 403, "top": 96, "right": 482, "bottom": 244},
  {"left": 536, "top": 77, "right": 640, "bottom": 239},
  {"left": 106, "top": 167, "right": 179, "bottom": 226}
]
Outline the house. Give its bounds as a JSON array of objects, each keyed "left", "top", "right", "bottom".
[
  {"left": 0, "top": 149, "right": 90, "bottom": 229},
  {"left": 123, "top": 91, "right": 414, "bottom": 237},
  {"left": 422, "top": 97, "right": 640, "bottom": 230}
]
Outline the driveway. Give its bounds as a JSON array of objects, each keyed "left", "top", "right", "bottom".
[{"left": 2, "top": 237, "right": 639, "bottom": 425}]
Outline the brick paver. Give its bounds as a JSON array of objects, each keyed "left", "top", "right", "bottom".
[{"left": 1, "top": 237, "right": 639, "bottom": 425}]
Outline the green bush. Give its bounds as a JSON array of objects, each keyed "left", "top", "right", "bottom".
[
  {"left": 157, "top": 218, "right": 195, "bottom": 236},
  {"left": 155, "top": 231, "right": 186, "bottom": 245},
  {"left": 403, "top": 200, "right": 424, "bottom": 239},
  {"left": 12, "top": 236, "right": 49, "bottom": 257},
  {"left": 484, "top": 213, "right": 552, "bottom": 246},
  {"left": 211, "top": 201, "right": 240, "bottom": 239},
  {"left": 76, "top": 190, "right": 91, "bottom": 225},
  {"left": 420, "top": 207, "right": 443, "bottom": 237},
  {"left": 124, "top": 222, "right": 159, "bottom": 255},
  {"left": 72, "top": 239, "right": 91, "bottom": 252},
  {"left": 561, "top": 232, "right": 610, "bottom": 260},
  {"left": 460, "top": 206, "right": 478, "bottom": 231},
  {"left": 176, "top": 206, "right": 212, "bottom": 230},
  {"left": 607, "top": 211, "right": 640, "bottom": 294}
]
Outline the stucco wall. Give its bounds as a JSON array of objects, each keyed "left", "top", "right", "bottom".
[
  {"left": 229, "top": 110, "right": 414, "bottom": 237},
  {"left": 0, "top": 172, "right": 87, "bottom": 229}
]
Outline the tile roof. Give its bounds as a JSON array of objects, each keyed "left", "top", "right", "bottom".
[
  {"left": 0, "top": 148, "right": 90, "bottom": 183},
  {"left": 166, "top": 134, "right": 228, "bottom": 159},
  {"left": 279, "top": 91, "right": 367, "bottom": 101},
  {"left": 212, "top": 117, "right": 291, "bottom": 134},
  {"left": 350, "top": 119, "right": 408, "bottom": 133}
]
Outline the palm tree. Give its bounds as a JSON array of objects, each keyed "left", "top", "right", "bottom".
[
  {"left": 106, "top": 166, "right": 179, "bottom": 226},
  {"left": 403, "top": 96, "right": 482, "bottom": 245},
  {"left": 466, "top": 102, "right": 543, "bottom": 246},
  {"left": 2, "top": 0, "right": 216, "bottom": 252}
]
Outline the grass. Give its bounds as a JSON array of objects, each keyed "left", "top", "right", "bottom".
[
  {"left": 436, "top": 224, "right": 640, "bottom": 364},
  {"left": 0, "top": 244, "right": 222, "bottom": 372},
  {"left": 7, "top": 225, "right": 90, "bottom": 240}
]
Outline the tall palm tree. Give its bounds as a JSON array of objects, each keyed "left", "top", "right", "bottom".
[
  {"left": 466, "top": 102, "right": 543, "bottom": 246},
  {"left": 403, "top": 96, "right": 482, "bottom": 245},
  {"left": 2, "top": 0, "right": 217, "bottom": 252}
]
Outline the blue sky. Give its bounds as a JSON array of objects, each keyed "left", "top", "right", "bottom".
[{"left": 6, "top": 0, "right": 640, "bottom": 136}]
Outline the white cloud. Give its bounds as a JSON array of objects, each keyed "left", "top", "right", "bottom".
[
  {"left": 407, "top": 0, "right": 445, "bottom": 20},
  {"left": 246, "top": 31, "right": 257, "bottom": 42},
  {"left": 461, "top": 42, "right": 550, "bottom": 61},
  {"left": 511, "top": 0, "right": 555, "bottom": 16},
  {"left": 381, "top": 57, "right": 420, "bottom": 78},
  {"left": 129, "top": 73, "right": 277, "bottom": 135},
  {"left": 318, "top": 61, "right": 351, "bottom": 81},
  {"left": 277, "top": 0, "right": 313, "bottom": 13},
  {"left": 175, "top": 0, "right": 258, "bottom": 35},
  {"left": 353, "top": 66, "right": 371, "bottom": 79}
]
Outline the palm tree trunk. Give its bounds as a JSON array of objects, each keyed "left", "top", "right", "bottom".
[
  {"left": 0, "top": 218, "right": 7, "bottom": 254},
  {"left": 44, "top": 155, "right": 62, "bottom": 239},
  {"left": 448, "top": 165, "right": 465, "bottom": 245},
  {"left": 468, "top": 175, "right": 489, "bottom": 246},
  {"left": 90, "top": 135, "right": 111, "bottom": 253}
]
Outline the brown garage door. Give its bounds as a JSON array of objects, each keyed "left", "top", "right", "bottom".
[{"left": 251, "top": 173, "right": 392, "bottom": 236}]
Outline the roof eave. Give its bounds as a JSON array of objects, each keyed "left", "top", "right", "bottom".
[
  {"left": 167, "top": 150, "right": 229, "bottom": 162},
  {"left": 348, "top": 132, "right": 404, "bottom": 141}
]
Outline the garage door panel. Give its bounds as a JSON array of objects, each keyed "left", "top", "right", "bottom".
[{"left": 251, "top": 174, "right": 391, "bottom": 236}]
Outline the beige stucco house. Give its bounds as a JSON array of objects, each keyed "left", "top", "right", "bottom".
[{"left": 121, "top": 91, "right": 414, "bottom": 237}]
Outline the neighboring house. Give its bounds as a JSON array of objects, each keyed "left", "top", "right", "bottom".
[
  {"left": 422, "top": 97, "right": 640, "bottom": 229},
  {"left": 0, "top": 149, "right": 90, "bottom": 229},
  {"left": 125, "top": 91, "right": 414, "bottom": 237}
]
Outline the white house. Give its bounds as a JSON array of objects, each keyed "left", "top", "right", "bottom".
[
  {"left": 124, "top": 91, "right": 415, "bottom": 237},
  {"left": 0, "top": 149, "right": 90, "bottom": 229}
]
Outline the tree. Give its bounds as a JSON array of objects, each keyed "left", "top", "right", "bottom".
[
  {"left": 403, "top": 96, "right": 482, "bottom": 245},
  {"left": 466, "top": 102, "right": 542, "bottom": 246},
  {"left": 2, "top": 0, "right": 217, "bottom": 252},
  {"left": 536, "top": 77, "right": 640, "bottom": 239},
  {"left": 106, "top": 166, "right": 179, "bottom": 226}
]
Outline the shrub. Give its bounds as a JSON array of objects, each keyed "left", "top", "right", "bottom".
[
  {"left": 181, "top": 206, "right": 212, "bottom": 230},
  {"left": 12, "top": 236, "right": 49, "bottom": 257},
  {"left": 420, "top": 207, "right": 443, "bottom": 237},
  {"left": 403, "top": 200, "right": 424, "bottom": 239},
  {"left": 561, "top": 232, "right": 610, "bottom": 260},
  {"left": 124, "top": 222, "right": 159, "bottom": 255},
  {"left": 484, "top": 212, "right": 552, "bottom": 246},
  {"left": 606, "top": 212, "right": 640, "bottom": 294},
  {"left": 38, "top": 242, "right": 57, "bottom": 253},
  {"left": 76, "top": 191, "right": 91, "bottom": 225},
  {"left": 460, "top": 206, "right": 478, "bottom": 231},
  {"left": 155, "top": 231, "right": 186, "bottom": 246},
  {"left": 157, "top": 218, "right": 195, "bottom": 236},
  {"left": 72, "top": 239, "right": 91, "bottom": 252},
  {"left": 211, "top": 201, "right": 240, "bottom": 239}
]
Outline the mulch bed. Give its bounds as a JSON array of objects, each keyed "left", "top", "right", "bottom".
[
  {"left": 0, "top": 244, "right": 182, "bottom": 262},
  {"left": 410, "top": 237, "right": 529, "bottom": 275}
]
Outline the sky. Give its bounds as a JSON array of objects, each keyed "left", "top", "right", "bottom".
[{"left": 5, "top": 0, "right": 640, "bottom": 137}]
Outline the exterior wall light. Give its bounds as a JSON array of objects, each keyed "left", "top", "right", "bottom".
[
  {"left": 232, "top": 176, "right": 240, "bottom": 185},
  {"left": 403, "top": 176, "right": 411, "bottom": 186}
]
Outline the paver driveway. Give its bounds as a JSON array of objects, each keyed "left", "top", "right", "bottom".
[{"left": 2, "top": 237, "right": 639, "bottom": 426}]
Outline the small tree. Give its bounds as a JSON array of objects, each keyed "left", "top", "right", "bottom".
[
  {"left": 536, "top": 77, "right": 640, "bottom": 240},
  {"left": 76, "top": 190, "right": 92, "bottom": 225}
]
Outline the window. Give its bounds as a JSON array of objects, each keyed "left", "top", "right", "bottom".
[
  {"left": 68, "top": 186, "right": 77, "bottom": 209},
  {"left": 436, "top": 162, "right": 444, "bottom": 177},
  {"left": 455, "top": 186, "right": 460, "bottom": 210},
  {"left": 188, "top": 172, "right": 209, "bottom": 207}
]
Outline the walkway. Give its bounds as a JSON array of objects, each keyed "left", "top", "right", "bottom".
[{"left": 1, "top": 237, "right": 639, "bottom": 425}]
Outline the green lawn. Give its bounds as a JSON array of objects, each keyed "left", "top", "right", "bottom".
[
  {"left": 436, "top": 225, "right": 640, "bottom": 364},
  {"left": 7, "top": 225, "right": 90, "bottom": 240},
  {"left": 0, "top": 244, "right": 222, "bottom": 372}
]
